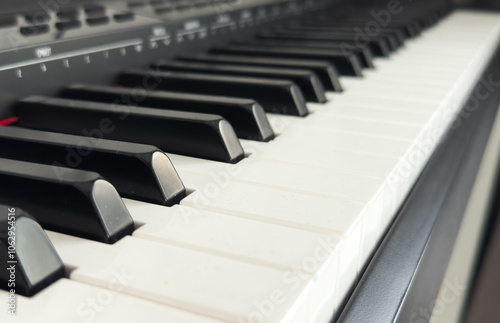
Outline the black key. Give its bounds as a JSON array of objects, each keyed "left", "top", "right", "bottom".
[
  {"left": 176, "top": 53, "right": 343, "bottom": 92},
  {"left": 298, "top": 21, "right": 408, "bottom": 43},
  {"left": 305, "top": 16, "right": 420, "bottom": 37},
  {"left": 0, "top": 158, "right": 134, "bottom": 243},
  {"left": 16, "top": 96, "right": 244, "bottom": 164},
  {"left": 118, "top": 69, "right": 309, "bottom": 116},
  {"left": 378, "top": 28, "right": 406, "bottom": 45},
  {"left": 211, "top": 45, "right": 364, "bottom": 76},
  {"left": 393, "top": 22, "right": 420, "bottom": 38},
  {"left": 153, "top": 60, "right": 327, "bottom": 103},
  {"left": 256, "top": 31, "right": 391, "bottom": 57},
  {"left": 0, "top": 205, "right": 65, "bottom": 296},
  {"left": 0, "top": 126, "right": 186, "bottom": 206},
  {"left": 282, "top": 25, "right": 401, "bottom": 50},
  {"left": 417, "top": 14, "right": 435, "bottom": 29},
  {"left": 286, "top": 24, "right": 404, "bottom": 50},
  {"left": 61, "top": 84, "right": 275, "bottom": 142},
  {"left": 232, "top": 39, "right": 375, "bottom": 69},
  {"left": 348, "top": 19, "right": 420, "bottom": 38}
]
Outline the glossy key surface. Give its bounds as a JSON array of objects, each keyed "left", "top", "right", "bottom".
[
  {"left": 0, "top": 158, "right": 134, "bottom": 243},
  {"left": 0, "top": 205, "right": 65, "bottom": 296},
  {"left": 0, "top": 126, "right": 186, "bottom": 206},
  {"left": 61, "top": 84, "right": 275, "bottom": 142},
  {"left": 176, "top": 53, "right": 343, "bottom": 92},
  {"left": 16, "top": 96, "right": 245, "bottom": 164},
  {"left": 211, "top": 45, "right": 364, "bottom": 76},
  {"left": 118, "top": 69, "right": 310, "bottom": 116},
  {"left": 152, "top": 60, "right": 327, "bottom": 102}
]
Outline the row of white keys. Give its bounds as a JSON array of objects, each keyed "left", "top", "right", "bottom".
[
  {"left": 166, "top": 10, "right": 500, "bottom": 322},
  {"left": 46, "top": 231, "right": 314, "bottom": 323},
  {"left": 129, "top": 202, "right": 343, "bottom": 316},
  {"left": 172, "top": 10, "right": 500, "bottom": 320},
  {"left": 138, "top": 12, "right": 500, "bottom": 323},
  {"left": 171, "top": 144, "right": 393, "bottom": 262},
  {"left": 34, "top": 11, "right": 500, "bottom": 323},
  {"left": 0, "top": 279, "right": 223, "bottom": 323},
  {"left": 12, "top": 200, "right": 342, "bottom": 322},
  {"left": 176, "top": 170, "right": 368, "bottom": 308}
]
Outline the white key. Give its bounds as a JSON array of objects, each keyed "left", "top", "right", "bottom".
[
  {"left": 178, "top": 171, "right": 366, "bottom": 235},
  {"left": 241, "top": 139, "right": 400, "bottom": 178},
  {"left": 269, "top": 129, "right": 412, "bottom": 159},
  {"left": 177, "top": 172, "right": 371, "bottom": 302},
  {"left": 337, "top": 86, "right": 447, "bottom": 103},
  {"left": 169, "top": 150, "right": 395, "bottom": 278},
  {"left": 0, "top": 279, "right": 223, "bottom": 323},
  {"left": 311, "top": 103, "right": 433, "bottom": 126},
  {"left": 340, "top": 76, "right": 455, "bottom": 91},
  {"left": 324, "top": 94, "right": 442, "bottom": 113},
  {"left": 168, "top": 154, "right": 386, "bottom": 202},
  {"left": 267, "top": 113, "right": 423, "bottom": 140},
  {"left": 129, "top": 202, "right": 339, "bottom": 271},
  {"left": 47, "top": 232, "right": 314, "bottom": 323},
  {"left": 127, "top": 201, "right": 343, "bottom": 315}
]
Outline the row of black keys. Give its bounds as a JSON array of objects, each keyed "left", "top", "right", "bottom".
[
  {"left": 0, "top": 59, "right": 341, "bottom": 250},
  {"left": 1, "top": 6, "right": 442, "bottom": 241},
  {"left": 12, "top": 10, "right": 440, "bottom": 165},
  {"left": 0, "top": 4, "right": 447, "bottom": 297}
]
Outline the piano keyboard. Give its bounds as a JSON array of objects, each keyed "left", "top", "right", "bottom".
[{"left": 1, "top": 3, "right": 500, "bottom": 323}]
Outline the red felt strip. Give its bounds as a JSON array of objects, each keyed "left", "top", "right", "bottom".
[{"left": 0, "top": 117, "right": 19, "bottom": 126}]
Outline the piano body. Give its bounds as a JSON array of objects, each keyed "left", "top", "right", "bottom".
[{"left": 0, "top": 0, "right": 500, "bottom": 322}]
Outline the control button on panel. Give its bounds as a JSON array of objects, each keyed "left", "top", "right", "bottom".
[
  {"left": 86, "top": 16, "right": 110, "bottom": 26},
  {"left": 114, "top": 12, "right": 135, "bottom": 22},
  {"left": 55, "top": 20, "right": 81, "bottom": 31},
  {"left": 20, "top": 24, "right": 49, "bottom": 36}
]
